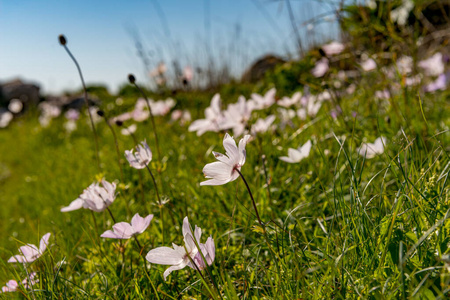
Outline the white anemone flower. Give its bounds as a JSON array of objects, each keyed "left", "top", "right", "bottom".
[
  {"left": 8, "top": 99, "right": 23, "bottom": 114},
  {"left": 188, "top": 94, "right": 224, "bottom": 136},
  {"left": 120, "top": 124, "right": 137, "bottom": 136},
  {"left": 1, "top": 272, "right": 39, "bottom": 293},
  {"left": 61, "top": 179, "right": 116, "bottom": 213},
  {"left": 312, "top": 58, "right": 329, "bottom": 77},
  {"left": 125, "top": 140, "right": 152, "bottom": 169},
  {"left": 279, "top": 140, "right": 312, "bottom": 163},
  {"left": 249, "top": 88, "right": 276, "bottom": 110},
  {"left": 418, "top": 53, "right": 444, "bottom": 77},
  {"left": 0, "top": 110, "right": 13, "bottom": 128},
  {"left": 200, "top": 133, "right": 251, "bottom": 186},
  {"left": 251, "top": 115, "right": 276, "bottom": 135},
  {"left": 101, "top": 213, "right": 153, "bottom": 239},
  {"left": 358, "top": 137, "right": 386, "bottom": 159},
  {"left": 8, "top": 233, "right": 51, "bottom": 263},
  {"left": 146, "top": 217, "right": 215, "bottom": 280},
  {"left": 322, "top": 41, "right": 345, "bottom": 56},
  {"left": 278, "top": 92, "right": 302, "bottom": 108}
]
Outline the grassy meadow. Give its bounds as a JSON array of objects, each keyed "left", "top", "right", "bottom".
[{"left": 1, "top": 1, "right": 450, "bottom": 299}]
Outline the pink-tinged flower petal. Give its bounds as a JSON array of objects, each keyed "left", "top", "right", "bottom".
[
  {"left": 146, "top": 216, "right": 215, "bottom": 281},
  {"left": 125, "top": 141, "right": 152, "bottom": 169},
  {"left": 358, "top": 137, "right": 386, "bottom": 159},
  {"left": 212, "top": 151, "right": 231, "bottom": 164},
  {"left": 8, "top": 255, "right": 26, "bottom": 263},
  {"left": 60, "top": 198, "right": 84, "bottom": 212},
  {"left": 100, "top": 230, "right": 120, "bottom": 239},
  {"left": 312, "top": 58, "right": 329, "bottom": 77},
  {"left": 205, "top": 237, "right": 215, "bottom": 265},
  {"left": 238, "top": 135, "right": 250, "bottom": 162},
  {"left": 322, "top": 41, "right": 345, "bottom": 56},
  {"left": 201, "top": 134, "right": 250, "bottom": 186},
  {"left": 200, "top": 162, "right": 233, "bottom": 186},
  {"left": 111, "top": 222, "right": 135, "bottom": 239},
  {"left": 223, "top": 133, "right": 239, "bottom": 163},
  {"left": 39, "top": 233, "right": 51, "bottom": 253},
  {"left": 163, "top": 261, "right": 189, "bottom": 281},
  {"left": 131, "top": 213, "right": 153, "bottom": 234},
  {"left": 19, "top": 244, "right": 39, "bottom": 259},
  {"left": 1, "top": 280, "right": 18, "bottom": 292},
  {"left": 146, "top": 247, "right": 185, "bottom": 265}
]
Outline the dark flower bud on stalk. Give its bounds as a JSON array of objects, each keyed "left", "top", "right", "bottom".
[
  {"left": 128, "top": 74, "right": 136, "bottom": 84},
  {"left": 115, "top": 120, "right": 123, "bottom": 126},
  {"left": 58, "top": 35, "right": 67, "bottom": 46},
  {"left": 96, "top": 110, "right": 105, "bottom": 117}
]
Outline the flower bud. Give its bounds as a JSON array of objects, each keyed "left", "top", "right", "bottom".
[
  {"left": 115, "top": 120, "right": 123, "bottom": 126},
  {"left": 128, "top": 74, "right": 136, "bottom": 84},
  {"left": 58, "top": 35, "right": 67, "bottom": 46},
  {"left": 96, "top": 110, "right": 105, "bottom": 117}
]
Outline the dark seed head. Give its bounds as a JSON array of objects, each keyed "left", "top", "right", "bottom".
[
  {"left": 128, "top": 74, "right": 136, "bottom": 84},
  {"left": 115, "top": 120, "right": 123, "bottom": 126},
  {"left": 58, "top": 35, "right": 67, "bottom": 46},
  {"left": 96, "top": 110, "right": 105, "bottom": 117}
]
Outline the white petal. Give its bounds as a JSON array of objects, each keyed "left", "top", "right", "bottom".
[
  {"left": 61, "top": 198, "right": 84, "bottom": 212},
  {"left": 146, "top": 247, "right": 184, "bottom": 265},
  {"left": 163, "top": 261, "right": 189, "bottom": 281},
  {"left": 39, "top": 233, "right": 51, "bottom": 253}
]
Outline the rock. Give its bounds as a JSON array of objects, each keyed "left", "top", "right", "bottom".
[
  {"left": 45, "top": 94, "right": 100, "bottom": 110},
  {"left": 241, "top": 55, "right": 286, "bottom": 83},
  {"left": 0, "top": 79, "right": 40, "bottom": 108}
]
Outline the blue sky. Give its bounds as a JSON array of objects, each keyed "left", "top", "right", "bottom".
[{"left": 0, "top": 0, "right": 339, "bottom": 94}]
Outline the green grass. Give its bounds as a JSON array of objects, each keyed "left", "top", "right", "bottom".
[{"left": 0, "top": 75, "right": 449, "bottom": 299}]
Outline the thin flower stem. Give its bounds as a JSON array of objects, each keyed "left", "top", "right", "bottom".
[
  {"left": 183, "top": 245, "right": 221, "bottom": 300},
  {"left": 145, "top": 164, "right": 164, "bottom": 243},
  {"left": 132, "top": 82, "right": 162, "bottom": 163},
  {"left": 103, "top": 117, "right": 125, "bottom": 183},
  {"left": 106, "top": 207, "right": 117, "bottom": 224},
  {"left": 235, "top": 168, "right": 286, "bottom": 298},
  {"left": 145, "top": 165, "right": 162, "bottom": 204},
  {"left": 235, "top": 168, "right": 264, "bottom": 230},
  {"left": 126, "top": 130, "right": 146, "bottom": 203},
  {"left": 133, "top": 236, "right": 143, "bottom": 253},
  {"left": 62, "top": 44, "right": 101, "bottom": 171},
  {"left": 22, "top": 263, "right": 36, "bottom": 300}
]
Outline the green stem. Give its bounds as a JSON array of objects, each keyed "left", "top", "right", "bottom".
[{"left": 62, "top": 44, "right": 101, "bottom": 171}]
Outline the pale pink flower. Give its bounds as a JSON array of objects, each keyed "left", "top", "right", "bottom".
[
  {"left": 183, "top": 66, "right": 194, "bottom": 82},
  {"left": 361, "top": 58, "right": 377, "bottom": 72},
  {"left": 0, "top": 109, "right": 13, "bottom": 128},
  {"left": 146, "top": 217, "right": 215, "bottom": 280},
  {"left": 249, "top": 88, "right": 276, "bottom": 110},
  {"left": 312, "top": 58, "right": 329, "bottom": 77},
  {"left": 278, "top": 92, "right": 302, "bottom": 108},
  {"left": 8, "top": 233, "right": 51, "bottom": 263},
  {"left": 120, "top": 124, "right": 137, "bottom": 136},
  {"left": 8, "top": 99, "right": 23, "bottom": 114},
  {"left": 61, "top": 179, "right": 116, "bottom": 213},
  {"left": 279, "top": 140, "right": 312, "bottom": 163},
  {"left": 418, "top": 53, "right": 444, "bottom": 76},
  {"left": 189, "top": 94, "right": 224, "bottom": 136},
  {"left": 0, "top": 273, "right": 38, "bottom": 293},
  {"left": 251, "top": 115, "right": 276, "bottom": 135},
  {"left": 220, "top": 96, "right": 254, "bottom": 136},
  {"left": 424, "top": 73, "right": 449, "bottom": 92},
  {"left": 358, "top": 137, "right": 386, "bottom": 159},
  {"left": 200, "top": 133, "right": 251, "bottom": 186},
  {"left": 1, "top": 280, "right": 18, "bottom": 293},
  {"left": 101, "top": 213, "right": 153, "bottom": 239},
  {"left": 322, "top": 41, "right": 345, "bottom": 56},
  {"left": 397, "top": 56, "right": 413, "bottom": 74},
  {"left": 125, "top": 140, "right": 152, "bottom": 169}
]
